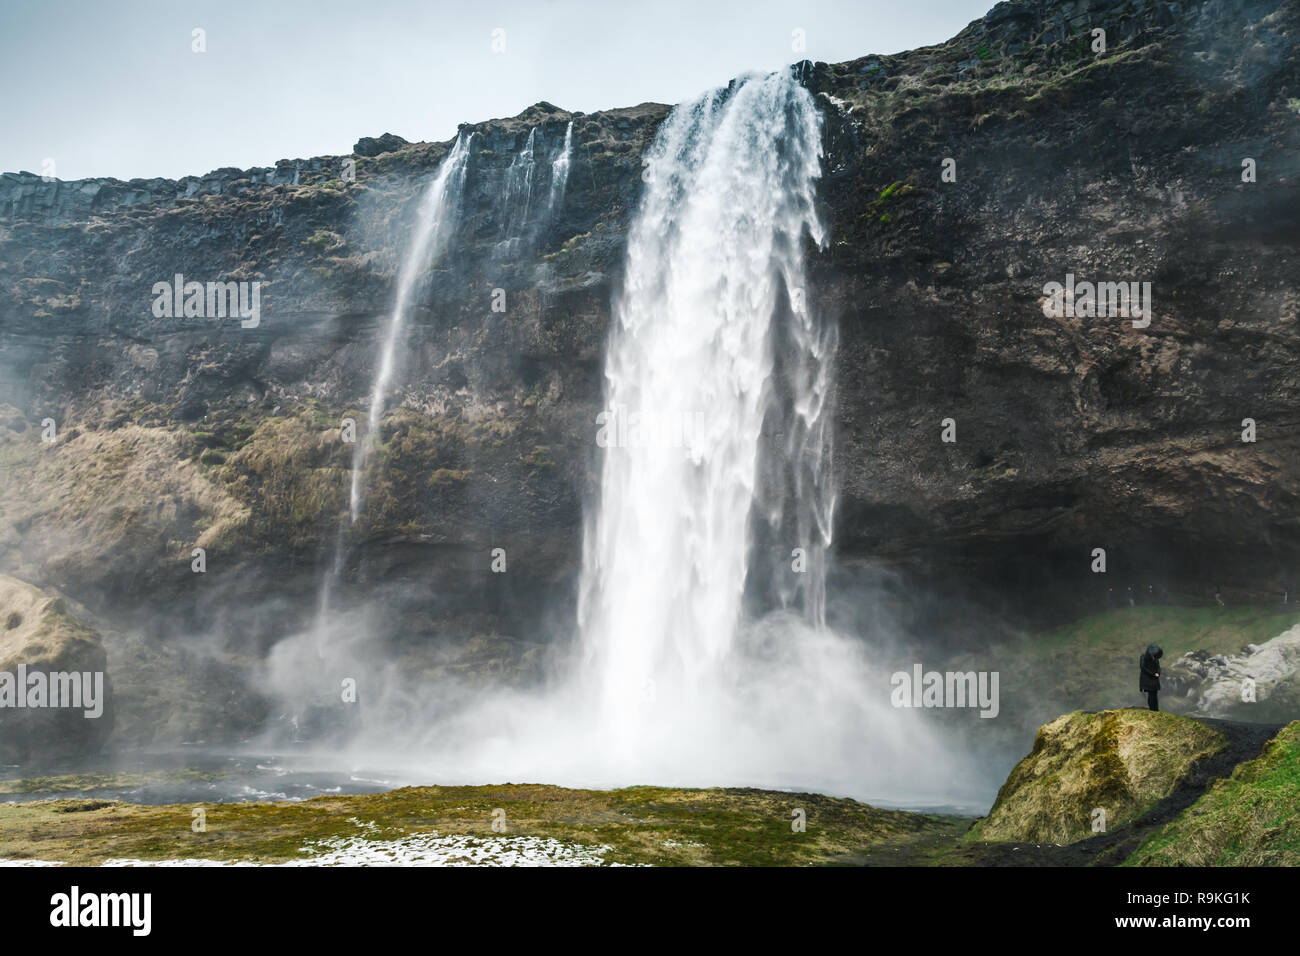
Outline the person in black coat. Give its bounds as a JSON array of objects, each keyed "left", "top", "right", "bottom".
[{"left": 1140, "top": 643, "right": 1163, "bottom": 711}]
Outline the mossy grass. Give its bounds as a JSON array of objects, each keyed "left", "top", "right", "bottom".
[
  {"left": 1125, "top": 721, "right": 1300, "bottom": 866},
  {"left": 967, "top": 709, "right": 1225, "bottom": 845},
  {"left": 0, "top": 781, "right": 969, "bottom": 867}
]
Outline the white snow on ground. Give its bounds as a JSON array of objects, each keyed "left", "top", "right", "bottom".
[
  {"left": 0, "top": 859, "right": 64, "bottom": 866},
  {"left": 1, "top": 828, "right": 632, "bottom": 867},
  {"left": 114, "top": 831, "right": 624, "bottom": 866}
]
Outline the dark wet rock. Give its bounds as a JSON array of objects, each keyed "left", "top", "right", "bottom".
[{"left": 353, "top": 133, "right": 411, "bottom": 157}]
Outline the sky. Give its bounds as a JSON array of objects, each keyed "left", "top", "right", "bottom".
[{"left": 0, "top": 0, "right": 993, "bottom": 181}]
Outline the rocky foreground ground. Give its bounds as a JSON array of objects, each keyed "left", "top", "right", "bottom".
[{"left": 1, "top": 711, "right": 1294, "bottom": 867}]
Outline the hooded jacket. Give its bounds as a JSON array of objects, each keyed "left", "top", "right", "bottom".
[{"left": 1140, "top": 644, "right": 1163, "bottom": 693}]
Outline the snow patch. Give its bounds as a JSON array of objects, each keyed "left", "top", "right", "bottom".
[{"left": 4, "top": 830, "right": 636, "bottom": 867}]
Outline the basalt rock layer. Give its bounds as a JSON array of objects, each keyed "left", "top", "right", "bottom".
[{"left": 0, "top": 0, "right": 1298, "bottom": 743}]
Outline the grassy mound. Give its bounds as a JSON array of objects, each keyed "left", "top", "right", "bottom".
[
  {"left": 0, "top": 782, "right": 967, "bottom": 867},
  {"left": 0, "top": 574, "right": 102, "bottom": 672},
  {"left": 969, "top": 709, "right": 1225, "bottom": 845},
  {"left": 1126, "top": 721, "right": 1300, "bottom": 866},
  {"left": 0, "top": 575, "right": 111, "bottom": 761}
]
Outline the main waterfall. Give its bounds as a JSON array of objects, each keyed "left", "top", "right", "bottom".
[
  {"left": 280, "top": 73, "right": 974, "bottom": 806},
  {"left": 577, "top": 70, "right": 835, "bottom": 757}
]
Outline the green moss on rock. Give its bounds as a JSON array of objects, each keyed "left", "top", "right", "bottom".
[{"left": 969, "top": 709, "right": 1225, "bottom": 845}]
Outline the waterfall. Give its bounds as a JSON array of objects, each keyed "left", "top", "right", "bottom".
[
  {"left": 549, "top": 121, "right": 573, "bottom": 213},
  {"left": 279, "top": 79, "right": 970, "bottom": 805},
  {"left": 495, "top": 123, "right": 572, "bottom": 258},
  {"left": 287, "top": 134, "right": 473, "bottom": 735},
  {"left": 501, "top": 128, "right": 538, "bottom": 243},
  {"left": 348, "top": 133, "right": 472, "bottom": 523},
  {"left": 577, "top": 69, "right": 833, "bottom": 754}
]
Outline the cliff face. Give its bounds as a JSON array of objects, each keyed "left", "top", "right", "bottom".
[
  {"left": 0, "top": 100, "right": 663, "bottom": 657},
  {"left": 0, "top": 0, "right": 1298, "bottom": 740},
  {"left": 813, "top": 0, "right": 1300, "bottom": 617}
]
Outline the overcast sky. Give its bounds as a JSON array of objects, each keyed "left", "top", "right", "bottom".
[{"left": 1, "top": 0, "right": 992, "bottom": 181}]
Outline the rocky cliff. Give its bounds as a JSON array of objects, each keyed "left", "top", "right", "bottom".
[{"left": 1, "top": 0, "right": 1298, "bottom": 744}]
